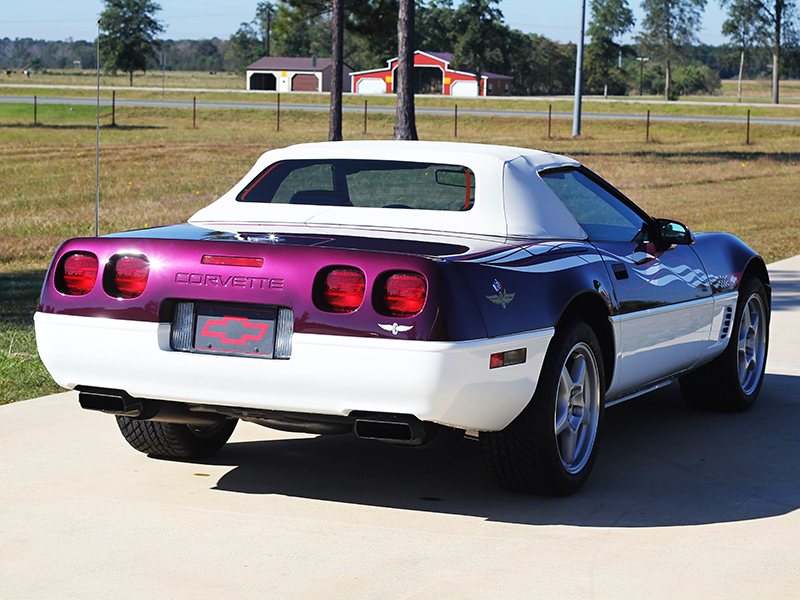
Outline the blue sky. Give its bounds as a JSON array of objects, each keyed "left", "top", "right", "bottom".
[{"left": 2, "top": 0, "right": 729, "bottom": 46}]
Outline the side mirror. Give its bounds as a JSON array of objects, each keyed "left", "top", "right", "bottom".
[{"left": 656, "top": 219, "right": 695, "bottom": 246}]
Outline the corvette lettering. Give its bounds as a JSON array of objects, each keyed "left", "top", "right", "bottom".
[{"left": 175, "top": 272, "right": 284, "bottom": 290}]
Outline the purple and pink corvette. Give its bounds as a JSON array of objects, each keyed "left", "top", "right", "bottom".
[{"left": 35, "top": 141, "right": 770, "bottom": 495}]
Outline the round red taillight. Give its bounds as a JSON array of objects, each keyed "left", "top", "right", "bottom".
[
  {"left": 381, "top": 272, "right": 427, "bottom": 318},
  {"left": 60, "top": 252, "right": 99, "bottom": 296},
  {"left": 112, "top": 255, "right": 150, "bottom": 299},
  {"left": 321, "top": 268, "right": 366, "bottom": 313}
]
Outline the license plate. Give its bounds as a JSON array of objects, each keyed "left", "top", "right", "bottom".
[{"left": 193, "top": 304, "right": 277, "bottom": 358}]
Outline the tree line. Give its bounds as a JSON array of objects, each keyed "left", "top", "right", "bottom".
[{"left": 2, "top": 0, "right": 799, "bottom": 100}]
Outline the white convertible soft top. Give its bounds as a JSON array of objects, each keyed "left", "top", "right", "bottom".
[{"left": 189, "top": 141, "right": 587, "bottom": 240}]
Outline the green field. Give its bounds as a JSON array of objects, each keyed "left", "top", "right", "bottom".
[{"left": 2, "top": 88, "right": 800, "bottom": 404}]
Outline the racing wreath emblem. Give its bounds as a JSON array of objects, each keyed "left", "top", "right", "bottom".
[
  {"left": 486, "top": 279, "right": 515, "bottom": 309},
  {"left": 379, "top": 323, "right": 414, "bottom": 335}
]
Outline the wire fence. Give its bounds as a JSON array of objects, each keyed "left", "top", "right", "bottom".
[{"left": 0, "top": 92, "right": 792, "bottom": 146}]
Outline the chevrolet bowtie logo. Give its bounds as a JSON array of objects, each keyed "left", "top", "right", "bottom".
[{"left": 200, "top": 316, "right": 270, "bottom": 345}]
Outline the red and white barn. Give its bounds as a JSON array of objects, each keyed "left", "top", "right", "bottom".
[{"left": 350, "top": 51, "right": 512, "bottom": 97}]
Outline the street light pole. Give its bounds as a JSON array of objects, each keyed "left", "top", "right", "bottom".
[
  {"left": 636, "top": 57, "right": 649, "bottom": 97},
  {"left": 572, "top": 0, "right": 586, "bottom": 137}
]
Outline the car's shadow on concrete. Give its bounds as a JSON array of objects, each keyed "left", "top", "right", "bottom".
[{"left": 202, "top": 373, "right": 800, "bottom": 528}]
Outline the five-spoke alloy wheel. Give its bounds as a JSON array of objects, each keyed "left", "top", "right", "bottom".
[
  {"left": 555, "top": 341, "right": 602, "bottom": 475},
  {"left": 680, "top": 274, "right": 770, "bottom": 412},
  {"left": 737, "top": 290, "right": 767, "bottom": 396},
  {"left": 481, "top": 320, "right": 605, "bottom": 496}
]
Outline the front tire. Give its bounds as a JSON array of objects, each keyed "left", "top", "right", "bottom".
[
  {"left": 116, "top": 416, "right": 237, "bottom": 459},
  {"left": 680, "top": 275, "right": 769, "bottom": 412},
  {"left": 480, "top": 320, "right": 605, "bottom": 496}
]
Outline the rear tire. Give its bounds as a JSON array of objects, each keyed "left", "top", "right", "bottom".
[
  {"left": 480, "top": 320, "right": 605, "bottom": 496},
  {"left": 680, "top": 275, "right": 769, "bottom": 412},
  {"left": 116, "top": 416, "right": 237, "bottom": 459}
]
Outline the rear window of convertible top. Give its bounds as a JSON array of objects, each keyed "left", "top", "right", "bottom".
[{"left": 236, "top": 159, "right": 475, "bottom": 211}]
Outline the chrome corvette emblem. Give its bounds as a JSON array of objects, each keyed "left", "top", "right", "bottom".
[
  {"left": 486, "top": 279, "right": 515, "bottom": 309},
  {"left": 379, "top": 323, "right": 413, "bottom": 335},
  {"left": 236, "top": 233, "right": 285, "bottom": 244}
]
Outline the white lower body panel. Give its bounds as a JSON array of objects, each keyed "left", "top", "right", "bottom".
[
  {"left": 34, "top": 312, "right": 554, "bottom": 432},
  {"left": 606, "top": 292, "right": 738, "bottom": 400}
]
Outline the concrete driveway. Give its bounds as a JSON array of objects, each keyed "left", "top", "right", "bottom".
[{"left": 3, "top": 258, "right": 799, "bottom": 599}]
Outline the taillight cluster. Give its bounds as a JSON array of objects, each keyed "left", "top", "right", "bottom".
[
  {"left": 321, "top": 268, "right": 366, "bottom": 313},
  {"left": 110, "top": 255, "right": 150, "bottom": 298},
  {"left": 381, "top": 272, "right": 427, "bottom": 318},
  {"left": 59, "top": 252, "right": 98, "bottom": 296},
  {"left": 315, "top": 267, "right": 427, "bottom": 318},
  {"left": 56, "top": 252, "right": 149, "bottom": 299}
]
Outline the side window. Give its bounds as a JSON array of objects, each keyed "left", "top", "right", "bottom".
[{"left": 541, "top": 169, "right": 646, "bottom": 242}]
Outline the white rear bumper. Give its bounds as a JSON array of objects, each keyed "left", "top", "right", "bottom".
[{"left": 34, "top": 312, "right": 553, "bottom": 431}]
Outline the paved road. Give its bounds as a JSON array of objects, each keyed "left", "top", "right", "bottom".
[
  {"left": 2, "top": 257, "right": 799, "bottom": 599},
  {"left": 3, "top": 94, "right": 800, "bottom": 127},
  {"left": 5, "top": 81, "right": 800, "bottom": 108}
]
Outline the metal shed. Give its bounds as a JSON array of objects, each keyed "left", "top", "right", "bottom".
[{"left": 245, "top": 57, "right": 354, "bottom": 93}]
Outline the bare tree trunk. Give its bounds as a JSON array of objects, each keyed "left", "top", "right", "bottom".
[
  {"left": 266, "top": 9, "right": 271, "bottom": 57},
  {"left": 738, "top": 50, "right": 744, "bottom": 103},
  {"left": 393, "top": 0, "right": 418, "bottom": 140},
  {"left": 665, "top": 59, "right": 670, "bottom": 101},
  {"left": 772, "top": 2, "right": 782, "bottom": 105},
  {"left": 329, "top": 0, "right": 344, "bottom": 141},
  {"left": 772, "top": 51, "right": 779, "bottom": 103}
]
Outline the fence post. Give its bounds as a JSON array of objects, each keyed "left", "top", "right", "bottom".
[
  {"left": 277, "top": 92, "right": 280, "bottom": 132},
  {"left": 454, "top": 104, "right": 458, "bottom": 138},
  {"left": 364, "top": 100, "right": 368, "bottom": 135},
  {"left": 192, "top": 96, "right": 196, "bottom": 129},
  {"left": 34, "top": 95, "right": 37, "bottom": 126},
  {"left": 112, "top": 90, "right": 116, "bottom": 127},
  {"left": 646, "top": 110, "right": 650, "bottom": 143},
  {"left": 746, "top": 109, "right": 751, "bottom": 145},
  {"left": 548, "top": 104, "right": 552, "bottom": 139}
]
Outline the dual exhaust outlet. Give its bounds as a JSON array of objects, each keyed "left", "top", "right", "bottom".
[
  {"left": 352, "top": 413, "right": 427, "bottom": 445},
  {"left": 78, "top": 387, "right": 428, "bottom": 445}
]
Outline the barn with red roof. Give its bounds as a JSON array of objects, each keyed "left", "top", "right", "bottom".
[{"left": 350, "top": 51, "right": 512, "bottom": 97}]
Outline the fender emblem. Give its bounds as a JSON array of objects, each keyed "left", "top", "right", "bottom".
[
  {"left": 379, "top": 323, "right": 413, "bottom": 335},
  {"left": 486, "top": 279, "right": 515, "bottom": 308}
]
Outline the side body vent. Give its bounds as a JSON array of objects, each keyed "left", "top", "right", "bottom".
[{"left": 719, "top": 305, "right": 733, "bottom": 340}]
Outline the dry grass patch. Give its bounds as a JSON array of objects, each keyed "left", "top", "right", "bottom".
[
  {"left": 3, "top": 104, "right": 799, "bottom": 268},
  {"left": 1, "top": 101, "right": 799, "bottom": 403}
]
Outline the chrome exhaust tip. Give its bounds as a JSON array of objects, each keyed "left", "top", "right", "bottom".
[{"left": 353, "top": 413, "right": 426, "bottom": 445}]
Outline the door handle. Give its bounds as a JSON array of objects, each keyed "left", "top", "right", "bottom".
[{"left": 612, "top": 263, "right": 629, "bottom": 280}]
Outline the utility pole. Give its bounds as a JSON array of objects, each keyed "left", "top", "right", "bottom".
[
  {"left": 636, "top": 57, "right": 649, "bottom": 97},
  {"left": 572, "top": 0, "right": 586, "bottom": 137}
]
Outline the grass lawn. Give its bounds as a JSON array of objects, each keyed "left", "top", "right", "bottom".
[{"left": 1, "top": 93, "right": 799, "bottom": 404}]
